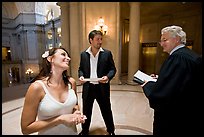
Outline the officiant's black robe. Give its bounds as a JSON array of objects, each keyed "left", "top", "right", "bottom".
[{"left": 143, "top": 47, "right": 203, "bottom": 135}]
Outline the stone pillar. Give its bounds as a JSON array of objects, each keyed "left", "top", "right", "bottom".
[
  {"left": 58, "top": 2, "right": 70, "bottom": 51},
  {"left": 58, "top": 2, "right": 72, "bottom": 76},
  {"left": 69, "top": 2, "right": 82, "bottom": 81},
  {"left": 127, "top": 2, "right": 140, "bottom": 84}
]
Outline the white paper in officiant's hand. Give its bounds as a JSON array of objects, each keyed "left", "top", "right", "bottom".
[
  {"left": 83, "top": 78, "right": 103, "bottom": 82},
  {"left": 134, "top": 70, "right": 157, "bottom": 82}
]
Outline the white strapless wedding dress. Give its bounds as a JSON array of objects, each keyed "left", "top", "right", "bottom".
[{"left": 35, "top": 80, "right": 78, "bottom": 135}]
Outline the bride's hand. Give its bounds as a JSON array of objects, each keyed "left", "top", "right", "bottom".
[{"left": 59, "top": 113, "right": 86, "bottom": 126}]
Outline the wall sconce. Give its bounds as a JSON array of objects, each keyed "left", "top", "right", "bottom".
[
  {"left": 94, "top": 17, "right": 108, "bottom": 35},
  {"left": 25, "top": 68, "right": 33, "bottom": 75},
  {"left": 26, "top": 68, "right": 34, "bottom": 82}
]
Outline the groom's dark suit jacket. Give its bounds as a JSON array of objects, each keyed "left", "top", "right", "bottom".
[{"left": 78, "top": 48, "right": 116, "bottom": 99}]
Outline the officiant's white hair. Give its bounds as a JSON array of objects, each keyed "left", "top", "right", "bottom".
[{"left": 161, "top": 25, "right": 186, "bottom": 44}]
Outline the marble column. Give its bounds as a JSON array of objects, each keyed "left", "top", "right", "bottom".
[
  {"left": 58, "top": 2, "right": 72, "bottom": 76},
  {"left": 69, "top": 2, "right": 82, "bottom": 81},
  {"left": 127, "top": 2, "right": 140, "bottom": 84},
  {"left": 58, "top": 2, "right": 70, "bottom": 51}
]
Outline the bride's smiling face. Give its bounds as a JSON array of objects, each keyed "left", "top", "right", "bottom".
[{"left": 49, "top": 49, "right": 71, "bottom": 71}]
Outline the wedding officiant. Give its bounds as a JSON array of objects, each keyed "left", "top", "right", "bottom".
[{"left": 141, "top": 25, "right": 203, "bottom": 135}]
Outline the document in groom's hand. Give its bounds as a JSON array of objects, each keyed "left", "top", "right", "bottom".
[
  {"left": 133, "top": 70, "right": 157, "bottom": 85},
  {"left": 83, "top": 78, "right": 103, "bottom": 82}
]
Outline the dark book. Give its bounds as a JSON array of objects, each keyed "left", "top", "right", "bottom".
[
  {"left": 133, "top": 70, "right": 157, "bottom": 85},
  {"left": 133, "top": 77, "right": 145, "bottom": 85}
]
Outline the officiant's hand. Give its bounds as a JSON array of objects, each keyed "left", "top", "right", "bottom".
[
  {"left": 150, "top": 74, "right": 158, "bottom": 79},
  {"left": 141, "top": 80, "right": 148, "bottom": 87}
]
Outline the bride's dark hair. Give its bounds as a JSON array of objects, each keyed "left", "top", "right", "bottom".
[{"left": 32, "top": 47, "right": 71, "bottom": 87}]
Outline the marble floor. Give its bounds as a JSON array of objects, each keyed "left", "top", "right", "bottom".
[{"left": 2, "top": 84, "right": 154, "bottom": 135}]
